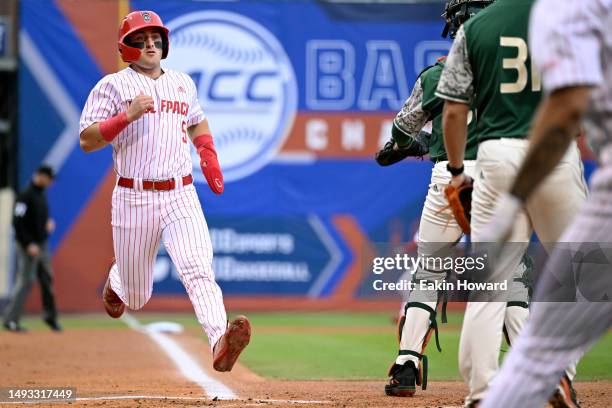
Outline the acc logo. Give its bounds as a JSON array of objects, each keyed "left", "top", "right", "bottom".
[{"left": 165, "top": 11, "right": 297, "bottom": 182}]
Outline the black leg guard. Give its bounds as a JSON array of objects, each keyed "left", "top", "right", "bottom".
[{"left": 395, "top": 300, "right": 446, "bottom": 391}]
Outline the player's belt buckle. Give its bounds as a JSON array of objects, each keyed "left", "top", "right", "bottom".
[{"left": 151, "top": 179, "right": 175, "bottom": 191}]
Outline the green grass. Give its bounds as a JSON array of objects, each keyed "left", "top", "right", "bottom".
[
  {"left": 575, "top": 335, "right": 612, "bottom": 381},
  {"left": 17, "top": 311, "right": 612, "bottom": 381},
  {"left": 136, "top": 311, "right": 396, "bottom": 328},
  {"left": 136, "top": 311, "right": 612, "bottom": 381},
  {"left": 238, "top": 329, "right": 463, "bottom": 381},
  {"left": 238, "top": 312, "right": 461, "bottom": 380},
  {"left": 242, "top": 332, "right": 396, "bottom": 380}
]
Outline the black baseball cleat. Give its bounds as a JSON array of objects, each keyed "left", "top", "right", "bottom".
[
  {"left": 43, "top": 318, "right": 62, "bottom": 332},
  {"left": 385, "top": 361, "right": 418, "bottom": 397},
  {"left": 3, "top": 320, "right": 27, "bottom": 333},
  {"left": 549, "top": 375, "right": 580, "bottom": 408}
]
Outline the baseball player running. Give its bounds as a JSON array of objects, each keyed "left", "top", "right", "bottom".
[
  {"left": 436, "top": 0, "right": 587, "bottom": 405},
  {"left": 79, "top": 11, "right": 250, "bottom": 372},
  {"left": 480, "top": 0, "right": 612, "bottom": 407},
  {"left": 381, "top": 0, "right": 532, "bottom": 397}
]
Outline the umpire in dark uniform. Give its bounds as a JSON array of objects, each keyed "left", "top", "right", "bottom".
[{"left": 2, "top": 165, "right": 61, "bottom": 332}]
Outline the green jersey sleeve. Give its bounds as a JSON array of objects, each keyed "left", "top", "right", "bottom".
[
  {"left": 435, "top": 26, "right": 474, "bottom": 104},
  {"left": 392, "top": 76, "right": 432, "bottom": 147}
]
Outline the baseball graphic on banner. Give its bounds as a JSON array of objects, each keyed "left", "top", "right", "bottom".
[{"left": 165, "top": 11, "right": 298, "bottom": 183}]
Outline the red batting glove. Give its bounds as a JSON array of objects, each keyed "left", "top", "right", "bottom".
[{"left": 193, "top": 134, "right": 224, "bottom": 194}]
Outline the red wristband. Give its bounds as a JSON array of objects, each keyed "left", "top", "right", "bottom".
[
  {"left": 99, "top": 112, "right": 129, "bottom": 142},
  {"left": 193, "top": 134, "right": 213, "bottom": 151}
]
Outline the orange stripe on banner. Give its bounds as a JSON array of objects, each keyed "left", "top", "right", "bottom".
[
  {"left": 280, "top": 112, "right": 394, "bottom": 158},
  {"left": 117, "top": 0, "right": 130, "bottom": 70},
  {"left": 57, "top": 0, "right": 122, "bottom": 75},
  {"left": 329, "top": 214, "right": 375, "bottom": 301}
]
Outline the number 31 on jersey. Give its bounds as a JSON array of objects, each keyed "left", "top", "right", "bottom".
[{"left": 500, "top": 36, "right": 541, "bottom": 94}]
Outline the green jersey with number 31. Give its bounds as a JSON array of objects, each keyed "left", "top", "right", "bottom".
[{"left": 436, "top": 0, "right": 541, "bottom": 142}]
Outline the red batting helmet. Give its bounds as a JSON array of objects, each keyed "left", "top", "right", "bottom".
[{"left": 118, "top": 11, "right": 169, "bottom": 62}]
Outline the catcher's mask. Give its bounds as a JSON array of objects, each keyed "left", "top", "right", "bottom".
[
  {"left": 118, "top": 11, "right": 169, "bottom": 63},
  {"left": 442, "top": 0, "right": 494, "bottom": 39}
]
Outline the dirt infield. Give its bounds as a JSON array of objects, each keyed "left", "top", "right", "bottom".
[{"left": 0, "top": 328, "right": 609, "bottom": 407}]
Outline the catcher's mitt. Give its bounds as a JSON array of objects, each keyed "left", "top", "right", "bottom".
[
  {"left": 375, "top": 131, "right": 430, "bottom": 166},
  {"left": 443, "top": 177, "right": 473, "bottom": 235}
]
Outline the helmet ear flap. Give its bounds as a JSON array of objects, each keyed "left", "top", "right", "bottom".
[{"left": 118, "top": 42, "right": 142, "bottom": 62}]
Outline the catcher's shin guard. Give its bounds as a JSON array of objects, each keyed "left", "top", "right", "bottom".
[
  {"left": 403, "top": 300, "right": 445, "bottom": 353},
  {"left": 390, "top": 300, "right": 446, "bottom": 394}
]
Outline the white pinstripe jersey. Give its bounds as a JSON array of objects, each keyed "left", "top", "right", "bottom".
[
  {"left": 79, "top": 67, "right": 206, "bottom": 179},
  {"left": 530, "top": 0, "right": 612, "bottom": 159}
]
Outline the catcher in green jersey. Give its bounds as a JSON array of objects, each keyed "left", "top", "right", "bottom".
[
  {"left": 381, "top": 56, "right": 479, "bottom": 399},
  {"left": 436, "top": 0, "right": 587, "bottom": 406},
  {"left": 378, "top": 0, "right": 532, "bottom": 398}
]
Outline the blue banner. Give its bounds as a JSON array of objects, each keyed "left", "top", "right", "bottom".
[{"left": 18, "top": 1, "right": 596, "bottom": 304}]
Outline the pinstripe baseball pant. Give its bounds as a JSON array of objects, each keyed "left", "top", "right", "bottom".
[
  {"left": 482, "top": 168, "right": 612, "bottom": 408},
  {"left": 108, "top": 181, "right": 227, "bottom": 348}
]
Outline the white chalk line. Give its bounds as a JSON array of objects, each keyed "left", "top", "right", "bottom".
[
  {"left": 1, "top": 395, "right": 331, "bottom": 404},
  {"left": 119, "top": 314, "right": 330, "bottom": 405},
  {"left": 120, "top": 313, "right": 237, "bottom": 400}
]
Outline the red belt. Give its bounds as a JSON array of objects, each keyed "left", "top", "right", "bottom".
[{"left": 117, "top": 174, "right": 193, "bottom": 191}]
